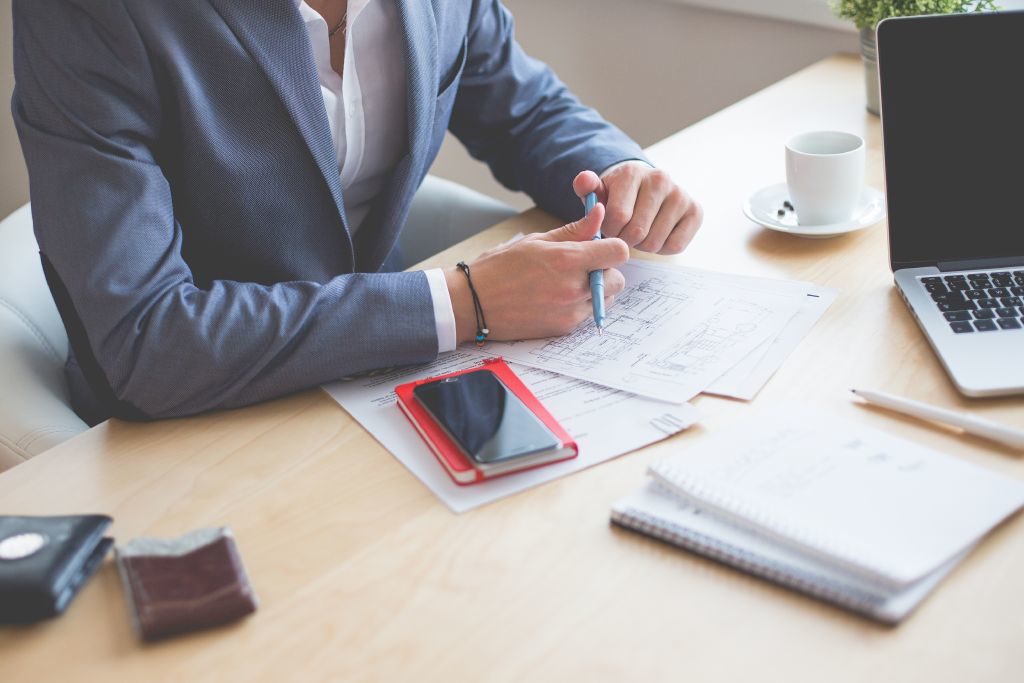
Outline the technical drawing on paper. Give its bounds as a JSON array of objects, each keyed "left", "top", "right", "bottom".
[
  {"left": 480, "top": 260, "right": 803, "bottom": 404},
  {"left": 642, "top": 298, "right": 774, "bottom": 381},
  {"left": 520, "top": 276, "right": 694, "bottom": 371}
]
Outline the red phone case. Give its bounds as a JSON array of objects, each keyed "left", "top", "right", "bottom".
[{"left": 395, "top": 358, "right": 578, "bottom": 485}]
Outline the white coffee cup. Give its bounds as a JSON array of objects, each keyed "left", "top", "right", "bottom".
[{"left": 785, "top": 131, "right": 865, "bottom": 226}]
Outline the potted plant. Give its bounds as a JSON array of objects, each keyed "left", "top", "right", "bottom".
[{"left": 831, "top": 1, "right": 999, "bottom": 115}]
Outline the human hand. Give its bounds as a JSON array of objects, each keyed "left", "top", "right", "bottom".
[
  {"left": 573, "top": 161, "right": 703, "bottom": 254},
  {"left": 444, "top": 205, "right": 628, "bottom": 344}
]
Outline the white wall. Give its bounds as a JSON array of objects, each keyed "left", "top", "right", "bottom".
[
  {"left": 434, "top": 0, "right": 857, "bottom": 209},
  {"left": 0, "top": 1, "right": 26, "bottom": 218},
  {"left": 0, "top": 0, "right": 857, "bottom": 218}
]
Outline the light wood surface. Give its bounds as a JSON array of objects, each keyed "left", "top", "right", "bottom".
[{"left": 2, "top": 55, "right": 1022, "bottom": 682}]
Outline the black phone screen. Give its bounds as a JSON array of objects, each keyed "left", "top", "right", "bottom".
[{"left": 412, "top": 369, "right": 561, "bottom": 464}]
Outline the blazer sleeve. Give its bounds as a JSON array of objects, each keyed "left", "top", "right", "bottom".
[
  {"left": 448, "top": 0, "right": 651, "bottom": 222},
  {"left": 11, "top": 0, "right": 438, "bottom": 420}
]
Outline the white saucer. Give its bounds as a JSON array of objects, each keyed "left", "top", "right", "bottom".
[{"left": 742, "top": 183, "right": 887, "bottom": 238}]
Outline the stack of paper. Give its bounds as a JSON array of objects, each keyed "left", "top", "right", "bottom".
[
  {"left": 474, "top": 260, "right": 836, "bottom": 404},
  {"left": 324, "top": 261, "right": 834, "bottom": 511},
  {"left": 612, "top": 409, "right": 1024, "bottom": 622}
]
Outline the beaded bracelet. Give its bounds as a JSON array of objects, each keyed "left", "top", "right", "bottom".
[{"left": 456, "top": 261, "right": 489, "bottom": 348}]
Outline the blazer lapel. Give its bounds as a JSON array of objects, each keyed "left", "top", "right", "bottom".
[
  {"left": 354, "top": 0, "right": 438, "bottom": 271},
  {"left": 395, "top": 0, "right": 437, "bottom": 168},
  {"left": 207, "top": 0, "right": 354, "bottom": 266}
]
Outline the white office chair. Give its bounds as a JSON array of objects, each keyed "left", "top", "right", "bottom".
[
  {"left": 399, "top": 175, "right": 518, "bottom": 267},
  {"left": 0, "top": 204, "right": 87, "bottom": 471}
]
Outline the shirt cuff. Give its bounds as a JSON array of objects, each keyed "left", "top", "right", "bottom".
[{"left": 424, "top": 268, "right": 457, "bottom": 353}]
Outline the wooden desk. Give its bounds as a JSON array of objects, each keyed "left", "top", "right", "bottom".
[{"left": 2, "top": 55, "right": 1022, "bottom": 682}]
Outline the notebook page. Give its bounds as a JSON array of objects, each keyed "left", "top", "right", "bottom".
[{"left": 648, "top": 408, "right": 1024, "bottom": 586}]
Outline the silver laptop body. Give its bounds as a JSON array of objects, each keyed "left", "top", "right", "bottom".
[{"left": 878, "top": 12, "right": 1024, "bottom": 397}]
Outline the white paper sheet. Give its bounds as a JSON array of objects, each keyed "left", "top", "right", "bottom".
[
  {"left": 706, "top": 286, "right": 838, "bottom": 400},
  {"left": 470, "top": 260, "right": 803, "bottom": 404},
  {"left": 322, "top": 351, "right": 700, "bottom": 512}
]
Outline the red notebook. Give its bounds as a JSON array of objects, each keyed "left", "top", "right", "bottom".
[{"left": 395, "top": 358, "right": 578, "bottom": 485}]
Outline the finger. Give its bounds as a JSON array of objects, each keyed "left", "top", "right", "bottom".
[
  {"left": 661, "top": 201, "right": 704, "bottom": 254},
  {"left": 602, "top": 170, "right": 643, "bottom": 238},
  {"left": 584, "top": 269, "right": 625, "bottom": 301},
  {"left": 619, "top": 172, "right": 672, "bottom": 248},
  {"left": 636, "top": 188, "right": 686, "bottom": 253},
  {"left": 572, "top": 170, "right": 607, "bottom": 204},
  {"left": 542, "top": 202, "right": 604, "bottom": 243},
  {"left": 602, "top": 267, "right": 626, "bottom": 297},
  {"left": 571, "top": 294, "right": 619, "bottom": 327},
  {"left": 560, "top": 300, "right": 593, "bottom": 333},
  {"left": 576, "top": 236, "right": 630, "bottom": 270}
]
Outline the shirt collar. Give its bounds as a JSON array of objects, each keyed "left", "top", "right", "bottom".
[{"left": 295, "top": 0, "right": 374, "bottom": 23}]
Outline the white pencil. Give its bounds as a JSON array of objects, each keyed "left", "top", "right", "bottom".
[{"left": 850, "top": 388, "right": 1024, "bottom": 450}]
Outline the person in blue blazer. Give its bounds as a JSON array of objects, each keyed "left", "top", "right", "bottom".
[{"left": 12, "top": 0, "right": 703, "bottom": 424}]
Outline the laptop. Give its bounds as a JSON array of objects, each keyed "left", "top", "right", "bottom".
[{"left": 877, "top": 11, "right": 1024, "bottom": 397}]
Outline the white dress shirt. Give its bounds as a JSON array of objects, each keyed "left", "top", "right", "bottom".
[{"left": 297, "top": 0, "right": 457, "bottom": 352}]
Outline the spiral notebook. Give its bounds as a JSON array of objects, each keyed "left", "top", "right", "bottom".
[
  {"left": 646, "top": 409, "right": 1024, "bottom": 588},
  {"left": 611, "top": 482, "right": 967, "bottom": 623},
  {"left": 612, "top": 408, "right": 1024, "bottom": 622}
]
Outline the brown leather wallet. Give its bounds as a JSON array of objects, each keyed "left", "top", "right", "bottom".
[{"left": 116, "top": 527, "right": 257, "bottom": 641}]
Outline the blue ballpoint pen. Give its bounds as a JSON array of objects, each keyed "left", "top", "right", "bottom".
[{"left": 584, "top": 192, "right": 606, "bottom": 333}]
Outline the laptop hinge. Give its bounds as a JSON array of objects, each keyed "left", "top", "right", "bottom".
[{"left": 937, "top": 255, "right": 1024, "bottom": 272}]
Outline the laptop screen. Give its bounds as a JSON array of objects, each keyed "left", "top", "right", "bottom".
[{"left": 878, "top": 11, "right": 1024, "bottom": 270}]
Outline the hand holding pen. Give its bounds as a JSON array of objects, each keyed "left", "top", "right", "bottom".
[
  {"left": 443, "top": 194, "right": 627, "bottom": 344},
  {"left": 573, "top": 163, "right": 701, "bottom": 333},
  {"left": 571, "top": 165, "right": 703, "bottom": 255}
]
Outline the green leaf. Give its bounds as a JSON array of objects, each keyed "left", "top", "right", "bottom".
[{"left": 830, "top": 0, "right": 1001, "bottom": 31}]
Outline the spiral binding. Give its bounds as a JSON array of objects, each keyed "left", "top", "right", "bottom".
[{"left": 610, "top": 506, "right": 887, "bottom": 617}]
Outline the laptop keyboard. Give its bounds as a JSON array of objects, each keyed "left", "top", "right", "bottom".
[{"left": 920, "top": 271, "right": 1024, "bottom": 333}]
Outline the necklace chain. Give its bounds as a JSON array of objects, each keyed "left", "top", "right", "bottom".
[{"left": 328, "top": 11, "right": 347, "bottom": 38}]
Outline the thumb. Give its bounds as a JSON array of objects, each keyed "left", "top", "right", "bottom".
[
  {"left": 573, "top": 170, "right": 607, "bottom": 204},
  {"left": 542, "top": 202, "right": 604, "bottom": 243}
]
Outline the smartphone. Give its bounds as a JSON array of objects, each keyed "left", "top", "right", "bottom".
[{"left": 412, "top": 368, "right": 563, "bottom": 466}]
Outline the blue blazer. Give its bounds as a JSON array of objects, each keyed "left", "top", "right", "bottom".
[{"left": 13, "top": 0, "right": 646, "bottom": 424}]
